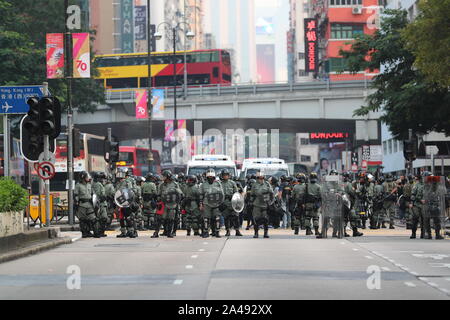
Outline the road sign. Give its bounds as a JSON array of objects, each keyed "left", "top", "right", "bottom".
[
  {"left": 426, "top": 145, "right": 439, "bottom": 156},
  {"left": 0, "top": 86, "right": 44, "bottom": 114},
  {"left": 37, "top": 162, "right": 56, "bottom": 180}
]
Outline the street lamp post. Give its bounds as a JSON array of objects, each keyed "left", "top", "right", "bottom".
[
  {"left": 154, "top": 22, "right": 194, "bottom": 164},
  {"left": 147, "top": 0, "right": 154, "bottom": 173}
]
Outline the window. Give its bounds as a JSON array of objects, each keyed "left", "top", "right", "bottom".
[
  {"left": 393, "top": 140, "right": 398, "bottom": 153},
  {"left": 330, "top": 0, "right": 362, "bottom": 5},
  {"left": 329, "top": 57, "right": 349, "bottom": 72},
  {"left": 383, "top": 141, "right": 387, "bottom": 154},
  {"left": 301, "top": 155, "right": 312, "bottom": 162},
  {"left": 388, "top": 139, "right": 393, "bottom": 154},
  {"left": 136, "top": 149, "right": 148, "bottom": 165},
  {"left": 298, "top": 52, "right": 305, "bottom": 59},
  {"left": 331, "top": 23, "right": 364, "bottom": 39}
]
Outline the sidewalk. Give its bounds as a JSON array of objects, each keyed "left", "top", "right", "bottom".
[{"left": 0, "top": 227, "right": 72, "bottom": 264}]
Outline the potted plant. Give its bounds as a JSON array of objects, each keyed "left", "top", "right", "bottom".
[{"left": 0, "top": 178, "right": 29, "bottom": 237}]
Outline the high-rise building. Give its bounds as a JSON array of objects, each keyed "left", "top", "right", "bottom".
[
  {"left": 203, "top": 0, "right": 257, "bottom": 83},
  {"left": 308, "top": 0, "right": 381, "bottom": 81},
  {"left": 288, "top": 0, "right": 314, "bottom": 82}
]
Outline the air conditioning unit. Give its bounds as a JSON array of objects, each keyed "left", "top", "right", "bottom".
[{"left": 352, "top": 7, "right": 363, "bottom": 14}]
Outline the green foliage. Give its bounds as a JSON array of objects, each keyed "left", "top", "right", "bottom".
[
  {"left": 0, "top": 0, "right": 104, "bottom": 113},
  {"left": 339, "top": 9, "right": 450, "bottom": 140},
  {"left": 0, "top": 178, "right": 29, "bottom": 212},
  {"left": 403, "top": 0, "right": 450, "bottom": 88}
]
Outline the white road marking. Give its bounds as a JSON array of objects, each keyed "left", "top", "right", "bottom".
[
  {"left": 410, "top": 272, "right": 419, "bottom": 276},
  {"left": 352, "top": 248, "right": 359, "bottom": 251},
  {"left": 440, "top": 288, "right": 450, "bottom": 294},
  {"left": 399, "top": 251, "right": 424, "bottom": 253},
  {"left": 185, "top": 265, "right": 194, "bottom": 269},
  {"left": 191, "top": 255, "right": 199, "bottom": 259},
  {"left": 446, "top": 278, "right": 450, "bottom": 281},
  {"left": 173, "top": 280, "right": 183, "bottom": 285},
  {"left": 404, "top": 282, "right": 416, "bottom": 288},
  {"left": 199, "top": 249, "right": 205, "bottom": 252},
  {"left": 203, "top": 242, "right": 208, "bottom": 245},
  {"left": 365, "top": 256, "right": 374, "bottom": 260},
  {"left": 71, "top": 237, "right": 81, "bottom": 242},
  {"left": 340, "top": 242, "right": 346, "bottom": 245},
  {"left": 427, "top": 282, "right": 439, "bottom": 287},
  {"left": 381, "top": 267, "right": 391, "bottom": 271}
]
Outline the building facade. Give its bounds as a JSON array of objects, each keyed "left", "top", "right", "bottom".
[{"left": 307, "top": 0, "right": 381, "bottom": 81}]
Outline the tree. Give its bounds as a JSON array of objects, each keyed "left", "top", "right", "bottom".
[
  {"left": 403, "top": 0, "right": 450, "bottom": 88},
  {"left": 339, "top": 9, "right": 450, "bottom": 140},
  {"left": 0, "top": 0, "right": 104, "bottom": 113}
]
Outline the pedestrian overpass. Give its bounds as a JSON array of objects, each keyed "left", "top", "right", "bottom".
[{"left": 67, "top": 80, "right": 380, "bottom": 143}]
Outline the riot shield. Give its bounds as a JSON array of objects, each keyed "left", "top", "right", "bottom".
[
  {"left": 231, "top": 192, "right": 245, "bottom": 213},
  {"left": 424, "top": 176, "right": 447, "bottom": 239},
  {"left": 92, "top": 193, "right": 99, "bottom": 213},
  {"left": 261, "top": 191, "right": 275, "bottom": 206},
  {"left": 206, "top": 190, "right": 225, "bottom": 208},
  {"left": 114, "top": 188, "right": 135, "bottom": 208},
  {"left": 320, "top": 175, "right": 345, "bottom": 239}
]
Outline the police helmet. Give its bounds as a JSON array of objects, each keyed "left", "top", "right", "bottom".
[
  {"left": 162, "top": 170, "right": 173, "bottom": 180},
  {"left": 309, "top": 172, "right": 318, "bottom": 182},
  {"left": 135, "top": 176, "right": 146, "bottom": 184},
  {"left": 187, "top": 175, "right": 197, "bottom": 185},
  {"left": 255, "top": 171, "right": 265, "bottom": 179},
  {"left": 220, "top": 169, "right": 231, "bottom": 179},
  {"left": 330, "top": 169, "right": 339, "bottom": 176},
  {"left": 146, "top": 172, "right": 154, "bottom": 181},
  {"left": 297, "top": 173, "right": 307, "bottom": 183},
  {"left": 80, "top": 171, "right": 91, "bottom": 182},
  {"left": 206, "top": 169, "right": 216, "bottom": 178}
]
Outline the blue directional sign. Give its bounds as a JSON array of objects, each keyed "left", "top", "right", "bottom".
[{"left": 0, "top": 86, "right": 44, "bottom": 114}]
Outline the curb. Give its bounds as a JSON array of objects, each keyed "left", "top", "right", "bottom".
[
  {"left": 58, "top": 222, "right": 120, "bottom": 232},
  {"left": 0, "top": 237, "right": 72, "bottom": 264}
]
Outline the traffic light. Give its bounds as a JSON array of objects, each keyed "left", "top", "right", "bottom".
[
  {"left": 403, "top": 135, "right": 418, "bottom": 162},
  {"left": 104, "top": 138, "right": 120, "bottom": 163},
  {"left": 39, "top": 97, "right": 61, "bottom": 139},
  {"left": 20, "top": 97, "right": 58, "bottom": 162}
]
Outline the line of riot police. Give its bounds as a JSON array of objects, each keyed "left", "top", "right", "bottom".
[{"left": 74, "top": 167, "right": 447, "bottom": 240}]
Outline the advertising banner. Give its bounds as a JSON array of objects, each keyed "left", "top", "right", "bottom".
[
  {"left": 135, "top": 89, "right": 148, "bottom": 119},
  {"left": 304, "top": 18, "right": 318, "bottom": 73},
  {"left": 151, "top": 89, "right": 165, "bottom": 118},
  {"left": 46, "top": 33, "right": 65, "bottom": 79},
  {"left": 72, "top": 33, "right": 90, "bottom": 78}
]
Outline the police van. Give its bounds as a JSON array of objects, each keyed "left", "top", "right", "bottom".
[
  {"left": 240, "top": 158, "right": 289, "bottom": 179},
  {"left": 186, "top": 155, "right": 237, "bottom": 177}
]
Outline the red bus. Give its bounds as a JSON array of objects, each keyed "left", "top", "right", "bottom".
[
  {"left": 117, "top": 147, "right": 161, "bottom": 176},
  {"left": 95, "top": 49, "right": 232, "bottom": 89}
]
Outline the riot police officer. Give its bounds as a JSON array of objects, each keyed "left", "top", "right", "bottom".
[
  {"left": 301, "top": 172, "right": 322, "bottom": 236},
  {"left": 116, "top": 168, "right": 139, "bottom": 238},
  {"left": 183, "top": 175, "right": 202, "bottom": 236},
  {"left": 220, "top": 169, "right": 242, "bottom": 237},
  {"left": 104, "top": 174, "right": 116, "bottom": 230},
  {"left": 74, "top": 171, "right": 100, "bottom": 238},
  {"left": 292, "top": 173, "right": 307, "bottom": 235},
  {"left": 199, "top": 169, "right": 225, "bottom": 238},
  {"left": 92, "top": 172, "right": 108, "bottom": 237},
  {"left": 382, "top": 173, "right": 398, "bottom": 229},
  {"left": 157, "top": 170, "right": 183, "bottom": 238},
  {"left": 250, "top": 172, "right": 274, "bottom": 239},
  {"left": 142, "top": 173, "right": 158, "bottom": 231},
  {"left": 134, "top": 176, "right": 145, "bottom": 231}
]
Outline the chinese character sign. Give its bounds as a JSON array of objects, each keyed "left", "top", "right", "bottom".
[
  {"left": 72, "top": 33, "right": 91, "bottom": 78},
  {"left": 304, "top": 18, "right": 318, "bottom": 73},
  {"left": 135, "top": 89, "right": 148, "bottom": 119},
  {"left": 46, "top": 33, "right": 65, "bottom": 79}
]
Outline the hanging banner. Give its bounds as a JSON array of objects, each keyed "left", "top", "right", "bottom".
[
  {"left": 72, "top": 33, "right": 91, "bottom": 78},
  {"left": 304, "top": 18, "right": 318, "bottom": 73},
  {"left": 165, "top": 120, "right": 174, "bottom": 142},
  {"left": 151, "top": 89, "right": 165, "bottom": 118},
  {"left": 121, "top": 0, "right": 134, "bottom": 53},
  {"left": 46, "top": 33, "right": 65, "bottom": 79},
  {"left": 177, "top": 120, "right": 187, "bottom": 140},
  {"left": 135, "top": 89, "right": 148, "bottom": 119}
]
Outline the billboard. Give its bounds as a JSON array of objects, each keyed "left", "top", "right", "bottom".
[
  {"left": 121, "top": 0, "right": 134, "bottom": 53},
  {"left": 72, "top": 33, "right": 90, "bottom": 78},
  {"left": 46, "top": 33, "right": 65, "bottom": 79}
]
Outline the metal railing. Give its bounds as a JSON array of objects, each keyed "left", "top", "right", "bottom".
[{"left": 105, "top": 79, "right": 372, "bottom": 102}]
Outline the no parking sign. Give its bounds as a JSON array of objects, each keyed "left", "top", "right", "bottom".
[{"left": 37, "top": 162, "right": 56, "bottom": 180}]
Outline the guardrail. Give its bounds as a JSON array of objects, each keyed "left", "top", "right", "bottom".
[{"left": 105, "top": 79, "right": 372, "bottom": 102}]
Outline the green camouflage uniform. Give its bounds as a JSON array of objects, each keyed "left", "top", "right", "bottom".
[
  {"left": 134, "top": 184, "right": 144, "bottom": 230},
  {"left": 74, "top": 181, "right": 99, "bottom": 237},
  {"left": 251, "top": 180, "right": 274, "bottom": 225},
  {"left": 92, "top": 180, "right": 108, "bottom": 235},
  {"left": 292, "top": 183, "right": 306, "bottom": 231},
  {"left": 411, "top": 181, "right": 425, "bottom": 237},
  {"left": 403, "top": 181, "right": 414, "bottom": 229},
  {"left": 297, "top": 182, "right": 322, "bottom": 230},
  {"left": 141, "top": 181, "right": 157, "bottom": 229},
  {"left": 158, "top": 180, "right": 183, "bottom": 220},
  {"left": 200, "top": 180, "right": 224, "bottom": 235},
  {"left": 104, "top": 182, "right": 116, "bottom": 228},
  {"left": 117, "top": 177, "right": 138, "bottom": 235},
  {"left": 221, "top": 179, "right": 239, "bottom": 233},
  {"left": 183, "top": 183, "right": 202, "bottom": 234},
  {"left": 372, "top": 184, "right": 385, "bottom": 227},
  {"left": 382, "top": 181, "right": 397, "bottom": 226}
]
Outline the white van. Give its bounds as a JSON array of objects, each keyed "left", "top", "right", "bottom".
[
  {"left": 186, "top": 155, "right": 237, "bottom": 177},
  {"left": 241, "top": 158, "right": 290, "bottom": 179}
]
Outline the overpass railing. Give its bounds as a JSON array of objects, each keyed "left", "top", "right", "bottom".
[{"left": 105, "top": 79, "right": 372, "bottom": 103}]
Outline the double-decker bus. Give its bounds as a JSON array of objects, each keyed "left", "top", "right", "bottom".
[
  {"left": 117, "top": 146, "right": 161, "bottom": 176},
  {"left": 95, "top": 49, "right": 232, "bottom": 89}
]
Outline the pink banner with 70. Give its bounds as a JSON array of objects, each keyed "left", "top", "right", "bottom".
[
  {"left": 135, "top": 89, "right": 148, "bottom": 119},
  {"left": 72, "top": 33, "right": 91, "bottom": 78}
]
